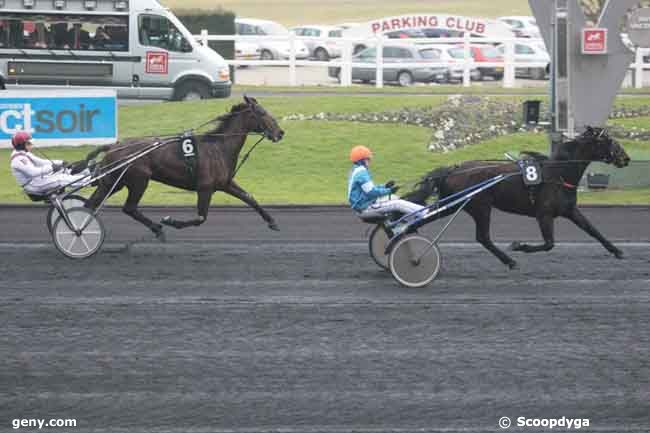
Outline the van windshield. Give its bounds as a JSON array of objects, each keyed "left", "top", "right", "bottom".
[{"left": 0, "top": 13, "right": 128, "bottom": 51}]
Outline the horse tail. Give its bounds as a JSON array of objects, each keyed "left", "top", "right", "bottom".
[
  {"left": 403, "top": 166, "right": 455, "bottom": 205},
  {"left": 85, "top": 145, "right": 111, "bottom": 162}
]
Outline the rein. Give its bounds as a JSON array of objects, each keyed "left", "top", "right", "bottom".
[{"left": 233, "top": 135, "right": 266, "bottom": 177}]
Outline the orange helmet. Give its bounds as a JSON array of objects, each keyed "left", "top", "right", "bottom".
[{"left": 349, "top": 145, "right": 372, "bottom": 163}]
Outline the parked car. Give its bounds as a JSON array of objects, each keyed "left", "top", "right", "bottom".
[
  {"left": 419, "top": 44, "right": 481, "bottom": 82},
  {"left": 421, "top": 28, "right": 464, "bottom": 38},
  {"left": 498, "top": 16, "right": 542, "bottom": 39},
  {"left": 235, "top": 41, "right": 260, "bottom": 61},
  {"left": 498, "top": 41, "right": 550, "bottom": 80},
  {"left": 290, "top": 25, "right": 343, "bottom": 60},
  {"left": 328, "top": 43, "right": 475, "bottom": 86},
  {"left": 469, "top": 44, "right": 504, "bottom": 80},
  {"left": 235, "top": 18, "right": 309, "bottom": 60},
  {"left": 386, "top": 29, "right": 427, "bottom": 39}
]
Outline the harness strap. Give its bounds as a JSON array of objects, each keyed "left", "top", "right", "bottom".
[{"left": 233, "top": 136, "right": 265, "bottom": 177}]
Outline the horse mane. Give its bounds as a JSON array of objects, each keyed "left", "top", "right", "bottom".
[
  {"left": 205, "top": 102, "right": 250, "bottom": 135},
  {"left": 519, "top": 151, "right": 549, "bottom": 161}
]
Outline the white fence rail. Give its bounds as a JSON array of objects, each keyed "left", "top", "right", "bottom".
[{"left": 194, "top": 31, "right": 650, "bottom": 89}]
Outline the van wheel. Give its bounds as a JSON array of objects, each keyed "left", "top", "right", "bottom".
[
  {"left": 315, "top": 48, "right": 329, "bottom": 61},
  {"left": 353, "top": 44, "right": 366, "bottom": 55},
  {"left": 261, "top": 50, "right": 274, "bottom": 61},
  {"left": 175, "top": 81, "right": 211, "bottom": 101}
]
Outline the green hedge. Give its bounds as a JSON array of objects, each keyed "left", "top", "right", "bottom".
[{"left": 175, "top": 9, "right": 236, "bottom": 60}]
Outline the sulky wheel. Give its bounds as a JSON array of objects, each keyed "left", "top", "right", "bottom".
[
  {"left": 46, "top": 194, "right": 87, "bottom": 234},
  {"left": 51, "top": 207, "right": 105, "bottom": 259},
  {"left": 389, "top": 234, "right": 441, "bottom": 288},
  {"left": 368, "top": 224, "right": 392, "bottom": 270}
]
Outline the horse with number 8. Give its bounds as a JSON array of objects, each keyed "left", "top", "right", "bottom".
[
  {"left": 85, "top": 96, "right": 285, "bottom": 239},
  {"left": 403, "top": 127, "right": 631, "bottom": 269}
]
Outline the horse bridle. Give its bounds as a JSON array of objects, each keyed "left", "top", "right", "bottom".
[{"left": 244, "top": 103, "right": 278, "bottom": 142}]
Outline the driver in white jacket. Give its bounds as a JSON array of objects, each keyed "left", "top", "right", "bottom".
[{"left": 9, "top": 131, "right": 90, "bottom": 196}]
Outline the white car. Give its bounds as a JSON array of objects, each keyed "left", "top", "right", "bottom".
[
  {"left": 498, "top": 41, "right": 550, "bottom": 80},
  {"left": 290, "top": 25, "right": 343, "bottom": 60},
  {"left": 498, "top": 16, "right": 542, "bottom": 39},
  {"left": 235, "top": 41, "right": 260, "bottom": 61},
  {"left": 235, "top": 18, "right": 309, "bottom": 60},
  {"left": 419, "top": 44, "right": 481, "bottom": 82}
]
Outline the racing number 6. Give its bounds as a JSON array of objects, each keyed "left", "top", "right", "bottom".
[{"left": 182, "top": 139, "right": 195, "bottom": 157}]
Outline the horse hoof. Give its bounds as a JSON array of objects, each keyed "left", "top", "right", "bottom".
[
  {"left": 508, "top": 261, "right": 519, "bottom": 270},
  {"left": 614, "top": 250, "right": 625, "bottom": 259},
  {"left": 268, "top": 222, "right": 280, "bottom": 232},
  {"left": 509, "top": 241, "right": 522, "bottom": 251}
]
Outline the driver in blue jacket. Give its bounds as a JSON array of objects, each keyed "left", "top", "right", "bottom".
[{"left": 347, "top": 145, "right": 425, "bottom": 221}]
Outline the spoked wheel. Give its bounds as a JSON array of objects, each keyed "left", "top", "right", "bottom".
[
  {"left": 389, "top": 234, "right": 441, "bottom": 288},
  {"left": 51, "top": 207, "right": 105, "bottom": 259},
  {"left": 368, "top": 224, "right": 392, "bottom": 270},
  {"left": 46, "top": 194, "right": 87, "bottom": 234}
]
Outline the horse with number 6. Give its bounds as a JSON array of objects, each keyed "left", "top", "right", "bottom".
[
  {"left": 403, "top": 127, "right": 631, "bottom": 269},
  {"left": 85, "top": 96, "right": 285, "bottom": 239}
]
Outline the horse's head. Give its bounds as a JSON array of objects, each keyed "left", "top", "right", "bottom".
[
  {"left": 579, "top": 126, "right": 630, "bottom": 168},
  {"left": 242, "top": 95, "right": 285, "bottom": 142}
]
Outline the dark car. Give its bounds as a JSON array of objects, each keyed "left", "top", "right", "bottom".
[
  {"left": 328, "top": 44, "right": 449, "bottom": 86},
  {"left": 421, "top": 28, "right": 463, "bottom": 38}
]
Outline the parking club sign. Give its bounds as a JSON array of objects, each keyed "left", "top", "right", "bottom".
[{"left": 0, "top": 89, "right": 117, "bottom": 148}]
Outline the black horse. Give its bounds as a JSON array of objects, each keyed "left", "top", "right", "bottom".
[
  {"left": 86, "top": 96, "right": 285, "bottom": 239},
  {"left": 403, "top": 127, "right": 631, "bottom": 269}
]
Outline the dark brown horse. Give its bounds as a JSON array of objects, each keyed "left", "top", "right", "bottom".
[
  {"left": 86, "top": 96, "right": 285, "bottom": 239},
  {"left": 403, "top": 127, "right": 631, "bottom": 269}
]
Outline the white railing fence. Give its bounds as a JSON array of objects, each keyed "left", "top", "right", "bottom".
[{"left": 194, "top": 31, "right": 650, "bottom": 89}]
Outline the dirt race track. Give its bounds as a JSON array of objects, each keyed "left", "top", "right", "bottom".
[{"left": 1, "top": 206, "right": 650, "bottom": 433}]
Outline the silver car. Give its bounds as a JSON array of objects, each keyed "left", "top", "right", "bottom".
[{"left": 328, "top": 44, "right": 452, "bottom": 86}]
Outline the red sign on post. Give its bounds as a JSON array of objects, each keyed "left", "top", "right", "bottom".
[
  {"left": 145, "top": 51, "right": 169, "bottom": 74},
  {"left": 582, "top": 28, "right": 608, "bottom": 54}
]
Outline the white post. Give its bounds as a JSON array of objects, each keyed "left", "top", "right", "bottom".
[
  {"left": 503, "top": 39, "right": 515, "bottom": 88},
  {"left": 375, "top": 36, "right": 383, "bottom": 88},
  {"left": 462, "top": 33, "right": 471, "bottom": 87},
  {"left": 200, "top": 29, "right": 208, "bottom": 47},
  {"left": 289, "top": 33, "right": 297, "bottom": 86},
  {"left": 634, "top": 48, "right": 644, "bottom": 89},
  {"left": 341, "top": 40, "right": 352, "bottom": 86}
]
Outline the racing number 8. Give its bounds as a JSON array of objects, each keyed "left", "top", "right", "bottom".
[
  {"left": 182, "top": 139, "right": 195, "bottom": 156},
  {"left": 525, "top": 165, "right": 539, "bottom": 182}
]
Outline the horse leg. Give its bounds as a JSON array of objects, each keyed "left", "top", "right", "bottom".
[
  {"left": 510, "top": 214, "right": 555, "bottom": 253},
  {"left": 161, "top": 190, "right": 212, "bottom": 229},
  {"left": 565, "top": 207, "right": 624, "bottom": 259},
  {"left": 122, "top": 178, "right": 165, "bottom": 240},
  {"left": 223, "top": 181, "right": 279, "bottom": 231},
  {"left": 468, "top": 206, "right": 518, "bottom": 269}
]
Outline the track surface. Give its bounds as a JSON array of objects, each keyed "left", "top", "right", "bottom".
[{"left": 1, "top": 207, "right": 650, "bottom": 433}]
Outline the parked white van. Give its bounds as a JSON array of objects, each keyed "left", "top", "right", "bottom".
[
  {"left": 0, "top": 0, "right": 232, "bottom": 100},
  {"left": 235, "top": 18, "right": 309, "bottom": 61}
]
